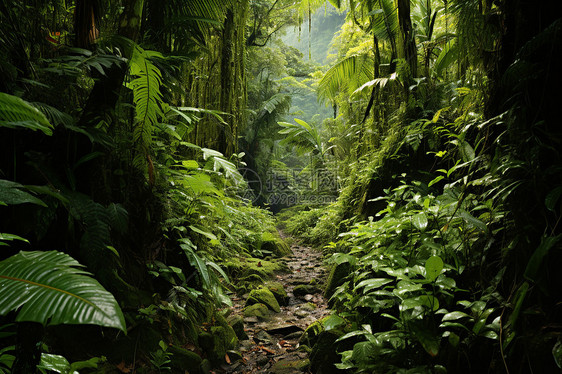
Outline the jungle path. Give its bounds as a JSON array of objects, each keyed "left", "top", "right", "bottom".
[{"left": 222, "top": 240, "right": 330, "bottom": 373}]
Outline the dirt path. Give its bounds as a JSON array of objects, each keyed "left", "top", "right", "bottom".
[{"left": 221, "top": 242, "right": 330, "bottom": 373}]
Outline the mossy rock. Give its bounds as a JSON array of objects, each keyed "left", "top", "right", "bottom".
[
  {"left": 293, "top": 284, "right": 321, "bottom": 297},
  {"left": 270, "top": 358, "right": 311, "bottom": 373},
  {"left": 227, "top": 314, "right": 248, "bottom": 340},
  {"left": 309, "top": 330, "right": 342, "bottom": 374},
  {"left": 214, "top": 312, "right": 239, "bottom": 350},
  {"left": 243, "top": 303, "right": 270, "bottom": 320},
  {"left": 246, "top": 287, "right": 281, "bottom": 312},
  {"left": 226, "top": 256, "right": 287, "bottom": 279},
  {"left": 168, "top": 345, "right": 202, "bottom": 372},
  {"left": 324, "top": 261, "right": 352, "bottom": 302},
  {"left": 200, "top": 358, "right": 212, "bottom": 374},
  {"left": 265, "top": 281, "right": 289, "bottom": 306},
  {"left": 261, "top": 237, "right": 292, "bottom": 257},
  {"left": 301, "top": 302, "right": 316, "bottom": 311}
]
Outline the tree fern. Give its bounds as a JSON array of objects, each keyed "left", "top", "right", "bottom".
[{"left": 129, "top": 45, "right": 165, "bottom": 168}]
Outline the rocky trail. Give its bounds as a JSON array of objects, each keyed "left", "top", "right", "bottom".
[{"left": 220, "top": 242, "right": 331, "bottom": 373}]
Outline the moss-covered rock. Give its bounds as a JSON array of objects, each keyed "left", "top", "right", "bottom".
[
  {"left": 293, "top": 284, "right": 321, "bottom": 297},
  {"left": 301, "top": 302, "right": 316, "bottom": 311},
  {"left": 261, "top": 236, "right": 292, "bottom": 257},
  {"left": 227, "top": 314, "right": 248, "bottom": 340},
  {"left": 168, "top": 345, "right": 202, "bottom": 372},
  {"left": 209, "top": 326, "right": 228, "bottom": 364},
  {"left": 225, "top": 256, "right": 288, "bottom": 280},
  {"left": 265, "top": 281, "right": 289, "bottom": 306},
  {"left": 214, "top": 312, "right": 239, "bottom": 349},
  {"left": 243, "top": 303, "right": 270, "bottom": 320},
  {"left": 246, "top": 287, "right": 281, "bottom": 312},
  {"left": 324, "top": 261, "right": 352, "bottom": 301},
  {"left": 270, "top": 358, "right": 311, "bottom": 373},
  {"left": 200, "top": 358, "right": 211, "bottom": 374}
]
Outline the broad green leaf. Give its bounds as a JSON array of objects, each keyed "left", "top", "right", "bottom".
[
  {"left": 553, "top": 340, "right": 562, "bottom": 369},
  {"left": 425, "top": 256, "right": 443, "bottom": 282},
  {"left": 351, "top": 341, "right": 378, "bottom": 364},
  {"left": 38, "top": 354, "right": 75, "bottom": 374},
  {"left": 546, "top": 187, "right": 562, "bottom": 211},
  {"left": 201, "top": 147, "right": 223, "bottom": 160},
  {"left": 442, "top": 311, "right": 472, "bottom": 322},
  {"left": 189, "top": 225, "right": 218, "bottom": 241},
  {"left": 524, "top": 235, "right": 561, "bottom": 281},
  {"left": 323, "top": 314, "right": 346, "bottom": 331},
  {"left": 458, "top": 210, "right": 488, "bottom": 233},
  {"left": 182, "top": 160, "right": 199, "bottom": 169},
  {"left": 0, "top": 251, "right": 125, "bottom": 331},
  {"left": 402, "top": 295, "right": 439, "bottom": 311},
  {"left": 0, "top": 92, "right": 53, "bottom": 135},
  {"left": 409, "top": 321, "right": 440, "bottom": 357},
  {"left": 0, "top": 179, "right": 47, "bottom": 207},
  {"left": 394, "top": 280, "right": 424, "bottom": 296},
  {"left": 412, "top": 213, "right": 428, "bottom": 231},
  {"left": 354, "top": 278, "right": 393, "bottom": 292}
]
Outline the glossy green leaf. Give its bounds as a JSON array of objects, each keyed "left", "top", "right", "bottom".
[
  {"left": 354, "top": 278, "right": 393, "bottom": 292},
  {"left": 524, "top": 235, "right": 561, "bottom": 281},
  {"left": 412, "top": 213, "right": 428, "bottom": 231},
  {"left": 442, "top": 311, "right": 472, "bottom": 322},
  {"left": 425, "top": 256, "right": 443, "bottom": 282},
  {"left": 0, "top": 251, "right": 125, "bottom": 331},
  {"left": 545, "top": 187, "right": 562, "bottom": 211},
  {"left": 0, "top": 179, "right": 47, "bottom": 207},
  {"left": 323, "top": 314, "right": 346, "bottom": 331},
  {"left": 428, "top": 175, "right": 444, "bottom": 187}
]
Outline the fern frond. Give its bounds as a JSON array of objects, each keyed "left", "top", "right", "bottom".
[{"left": 129, "top": 46, "right": 164, "bottom": 168}]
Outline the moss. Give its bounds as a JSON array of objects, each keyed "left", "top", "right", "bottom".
[
  {"left": 324, "top": 261, "right": 352, "bottom": 302},
  {"left": 265, "top": 281, "right": 289, "bottom": 306},
  {"left": 261, "top": 237, "right": 292, "bottom": 257},
  {"left": 293, "top": 284, "right": 321, "bottom": 297},
  {"left": 214, "top": 312, "right": 239, "bottom": 350},
  {"left": 168, "top": 345, "right": 202, "bottom": 372},
  {"left": 301, "top": 302, "right": 316, "bottom": 311},
  {"left": 270, "top": 358, "right": 311, "bottom": 373},
  {"left": 225, "top": 256, "right": 287, "bottom": 280},
  {"left": 227, "top": 314, "right": 248, "bottom": 340},
  {"left": 246, "top": 287, "right": 281, "bottom": 312},
  {"left": 209, "top": 326, "right": 227, "bottom": 364},
  {"left": 243, "top": 303, "right": 270, "bottom": 320}
]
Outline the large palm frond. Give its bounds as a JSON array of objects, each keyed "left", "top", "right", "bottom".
[
  {"left": 317, "top": 54, "right": 374, "bottom": 103},
  {"left": 0, "top": 251, "right": 125, "bottom": 331}
]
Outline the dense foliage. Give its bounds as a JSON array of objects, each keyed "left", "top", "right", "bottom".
[{"left": 0, "top": 0, "right": 560, "bottom": 373}]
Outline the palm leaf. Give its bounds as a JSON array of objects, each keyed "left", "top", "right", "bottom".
[
  {"left": 0, "top": 251, "right": 125, "bottom": 331},
  {"left": 434, "top": 40, "right": 458, "bottom": 77},
  {"left": 317, "top": 54, "right": 374, "bottom": 103},
  {"left": 0, "top": 93, "right": 53, "bottom": 135}
]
